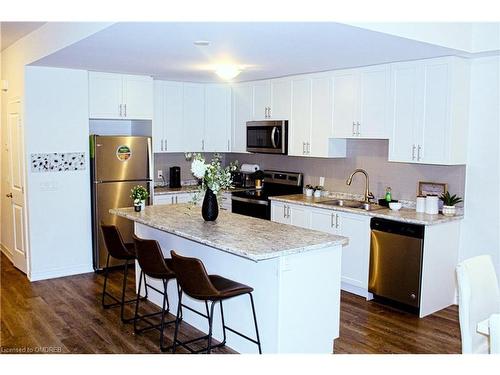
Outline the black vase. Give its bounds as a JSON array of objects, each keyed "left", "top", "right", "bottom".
[{"left": 202, "top": 188, "right": 219, "bottom": 221}]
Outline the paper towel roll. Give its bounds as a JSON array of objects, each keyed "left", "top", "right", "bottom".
[{"left": 240, "top": 164, "right": 260, "bottom": 173}]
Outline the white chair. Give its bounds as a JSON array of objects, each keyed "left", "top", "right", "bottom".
[
  {"left": 456, "top": 255, "right": 500, "bottom": 354},
  {"left": 490, "top": 313, "right": 500, "bottom": 354}
]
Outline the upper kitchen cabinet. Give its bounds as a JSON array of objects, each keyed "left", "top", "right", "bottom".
[
  {"left": 89, "top": 72, "right": 153, "bottom": 120},
  {"left": 183, "top": 83, "right": 205, "bottom": 151},
  {"left": 270, "top": 78, "right": 292, "bottom": 120},
  {"left": 332, "top": 65, "right": 390, "bottom": 139},
  {"left": 252, "top": 80, "right": 271, "bottom": 120},
  {"left": 154, "top": 81, "right": 184, "bottom": 153},
  {"left": 388, "top": 57, "right": 470, "bottom": 165},
  {"left": 289, "top": 73, "right": 346, "bottom": 158},
  {"left": 204, "top": 84, "right": 231, "bottom": 152},
  {"left": 231, "top": 83, "right": 253, "bottom": 153}
]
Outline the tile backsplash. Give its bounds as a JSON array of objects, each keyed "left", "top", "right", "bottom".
[{"left": 225, "top": 139, "right": 466, "bottom": 203}]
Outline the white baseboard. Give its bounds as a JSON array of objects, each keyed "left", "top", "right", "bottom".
[
  {"left": 341, "top": 282, "right": 373, "bottom": 300},
  {"left": 0, "top": 243, "right": 13, "bottom": 263},
  {"left": 29, "top": 263, "right": 93, "bottom": 282}
]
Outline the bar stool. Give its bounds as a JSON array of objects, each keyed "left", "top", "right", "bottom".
[
  {"left": 100, "top": 224, "right": 146, "bottom": 322},
  {"left": 132, "top": 235, "right": 178, "bottom": 352},
  {"left": 170, "top": 250, "right": 262, "bottom": 354}
]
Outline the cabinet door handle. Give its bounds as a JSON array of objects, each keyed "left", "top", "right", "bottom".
[
  {"left": 356, "top": 122, "right": 361, "bottom": 136},
  {"left": 202, "top": 140, "right": 205, "bottom": 151},
  {"left": 164, "top": 139, "right": 167, "bottom": 151},
  {"left": 171, "top": 196, "right": 174, "bottom": 204},
  {"left": 302, "top": 142, "right": 306, "bottom": 154},
  {"left": 268, "top": 106, "right": 271, "bottom": 118},
  {"left": 417, "top": 145, "right": 422, "bottom": 161},
  {"left": 335, "top": 214, "right": 339, "bottom": 229},
  {"left": 412, "top": 145, "right": 416, "bottom": 160},
  {"left": 283, "top": 205, "right": 287, "bottom": 218},
  {"left": 352, "top": 121, "right": 356, "bottom": 136},
  {"left": 119, "top": 104, "right": 123, "bottom": 117},
  {"left": 287, "top": 206, "right": 291, "bottom": 218},
  {"left": 124, "top": 104, "right": 127, "bottom": 117},
  {"left": 227, "top": 139, "right": 230, "bottom": 151},
  {"left": 175, "top": 196, "right": 178, "bottom": 204},
  {"left": 307, "top": 142, "right": 311, "bottom": 154},
  {"left": 331, "top": 213, "right": 334, "bottom": 228},
  {"left": 161, "top": 139, "right": 164, "bottom": 151}
]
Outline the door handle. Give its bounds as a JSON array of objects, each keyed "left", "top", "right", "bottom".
[
  {"left": 352, "top": 121, "right": 356, "bottom": 136},
  {"left": 161, "top": 139, "right": 164, "bottom": 151},
  {"left": 356, "top": 122, "right": 361, "bottom": 136},
  {"left": 417, "top": 145, "right": 422, "bottom": 161},
  {"left": 227, "top": 139, "right": 230, "bottom": 151},
  {"left": 283, "top": 205, "right": 287, "bottom": 218},
  {"left": 331, "top": 213, "right": 334, "bottom": 228},
  {"left": 119, "top": 104, "right": 123, "bottom": 117},
  {"left": 268, "top": 106, "right": 271, "bottom": 118},
  {"left": 175, "top": 196, "right": 178, "bottom": 204},
  {"left": 335, "top": 214, "right": 339, "bottom": 229},
  {"left": 307, "top": 142, "right": 310, "bottom": 154},
  {"left": 270, "top": 127, "right": 278, "bottom": 149},
  {"left": 124, "top": 104, "right": 127, "bottom": 117},
  {"left": 287, "top": 206, "right": 291, "bottom": 218},
  {"left": 202, "top": 140, "right": 205, "bottom": 151},
  {"left": 412, "top": 145, "right": 416, "bottom": 160},
  {"left": 6, "top": 193, "right": 13, "bottom": 198}
]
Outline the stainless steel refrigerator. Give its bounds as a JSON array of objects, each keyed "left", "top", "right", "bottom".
[{"left": 90, "top": 135, "right": 152, "bottom": 270}]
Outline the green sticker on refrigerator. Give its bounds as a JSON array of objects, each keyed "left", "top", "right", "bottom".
[{"left": 116, "top": 145, "right": 132, "bottom": 161}]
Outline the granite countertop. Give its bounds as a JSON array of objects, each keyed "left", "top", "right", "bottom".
[
  {"left": 269, "top": 194, "right": 464, "bottom": 226},
  {"left": 154, "top": 186, "right": 250, "bottom": 195},
  {"left": 110, "top": 205, "right": 348, "bottom": 262}
]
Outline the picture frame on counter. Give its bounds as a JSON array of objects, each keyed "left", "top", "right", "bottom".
[{"left": 418, "top": 181, "right": 448, "bottom": 197}]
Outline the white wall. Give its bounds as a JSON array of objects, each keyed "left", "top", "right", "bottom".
[
  {"left": 459, "top": 56, "right": 500, "bottom": 280},
  {"left": 24, "top": 66, "right": 92, "bottom": 280}
]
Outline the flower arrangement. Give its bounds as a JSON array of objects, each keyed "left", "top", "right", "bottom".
[
  {"left": 186, "top": 153, "right": 238, "bottom": 204},
  {"left": 131, "top": 185, "right": 149, "bottom": 205}
]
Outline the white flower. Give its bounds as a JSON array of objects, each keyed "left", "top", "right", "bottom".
[{"left": 191, "top": 159, "right": 208, "bottom": 179}]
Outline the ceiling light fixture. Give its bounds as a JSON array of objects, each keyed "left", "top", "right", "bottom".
[{"left": 214, "top": 64, "right": 242, "bottom": 81}]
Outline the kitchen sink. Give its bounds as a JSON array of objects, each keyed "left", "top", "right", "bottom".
[{"left": 319, "top": 199, "right": 385, "bottom": 211}]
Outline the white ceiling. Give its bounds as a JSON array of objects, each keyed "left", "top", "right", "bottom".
[
  {"left": 32, "top": 22, "right": 469, "bottom": 83},
  {"left": 1, "top": 22, "right": 46, "bottom": 51}
]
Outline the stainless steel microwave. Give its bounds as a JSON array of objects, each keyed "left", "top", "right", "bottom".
[{"left": 246, "top": 120, "right": 288, "bottom": 154}]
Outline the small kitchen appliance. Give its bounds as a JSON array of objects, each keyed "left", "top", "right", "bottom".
[{"left": 169, "top": 166, "right": 181, "bottom": 188}]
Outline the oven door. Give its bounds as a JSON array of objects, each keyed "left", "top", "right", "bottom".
[
  {"left": 246, "top": 121, "right": 287, "bottom": 154},
  {"left": 231, "top": 196, "right": 270, "bottom": 220}
]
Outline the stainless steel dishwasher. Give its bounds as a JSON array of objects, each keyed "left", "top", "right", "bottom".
[{"left": 368, "top": 217, "right": 425, "bottom": 311}]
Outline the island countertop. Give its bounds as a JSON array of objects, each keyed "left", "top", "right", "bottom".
[{"left": 110, "top": 204, "right": 348, "bottom": 261}]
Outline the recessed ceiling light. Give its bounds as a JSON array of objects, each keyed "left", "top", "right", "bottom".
[
  {"left": 214, "top": 64, "right": 242, "bottom": 81},
  {"left": 194, "top": 40, "right": 210, "bottom": 46}
]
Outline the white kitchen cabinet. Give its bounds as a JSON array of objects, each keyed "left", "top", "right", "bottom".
[
  {"left": 272, "top": 201, "right": 371, "bottom": 298},
  {"left": 153, "top": 81, "right": 184, "bottom": 153},
  {"left": 220, "top": 192, "right": 232, "bottom": 211},
  {"left": 231, "top": 83, "right": 252, "bottom": 152},
  {"left": 183, "top": 83, "right": 205, "bottom": 152},
  {"left": 204, "top": 84, "right": 231, "bottom": 152},
  {"left": 89, "top": 72, "right": 153, "bottom": 120},
  {"left": 154, "top": 192, "right": 198, "bottom": 205},
  {"left": 388, "top": 57, "right": 470, "bottom": 165},
  {"left": 289, "top": 73, "right": 347, "bottom": 158},
  {"left": 252, "top": 80, "right": 271, "bottom": 120},
  {"left": 270, "top": 78, "right": 292, "bottom": 120},
  {"left": 332, "top": 65, "right": 389, "bottom": 139}
]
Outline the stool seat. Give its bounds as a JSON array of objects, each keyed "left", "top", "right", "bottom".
[
  {"left": 145, "top": 258, "right": 176, "bottom": 280},
  {"left": 208, "top": 275, "right": 253, "bottom": 300},
  {"left": 123, "top": 243, "right": 137, "bottom": 260}
]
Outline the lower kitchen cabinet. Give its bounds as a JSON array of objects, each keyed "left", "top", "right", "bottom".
[
  {"left": 154, "top": 192, "right": 197, "bottom": 205},
  {"left": 272, "top": 201, "right": 371, "bottom": 298}
]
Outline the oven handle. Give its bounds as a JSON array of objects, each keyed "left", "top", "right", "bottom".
[
  {"left": 270, "top": 126, "right": 278, "bottom": 149},
  {"left": 231, "top": 196, "right": 269, "bottom": 206}
]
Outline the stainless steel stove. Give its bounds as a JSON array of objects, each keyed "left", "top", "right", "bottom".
[{"left": 231, "top": 170, "right": 303, "bottom": 220}]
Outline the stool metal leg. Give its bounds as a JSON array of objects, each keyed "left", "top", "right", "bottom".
[
  {"left": 120, "top": 259, "right": 129, "bottom": 322},
  {"left": 172, "top": 287, "right": 183, "bottom": 353},
  {"left": 101, "top": 253, "right": 111, "bottom": 308},
  {"left": 133, "top": 270, "right": 144, "bottom": 333},
  {"left": 159, "top": 278, "right": 168, "bottom": 352},
  {"left": 249, "top": 293, "right": 262, "bottom": 354},
  {"left": 206, "top": 300, "right": 217, "bottom": 354},
  {"left": 219, "top": 300, "right": 227, "bottom": 346}
]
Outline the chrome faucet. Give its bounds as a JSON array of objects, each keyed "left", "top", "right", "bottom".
[{"left": 346, "top": 169, "right": 374, "bottom": 203}]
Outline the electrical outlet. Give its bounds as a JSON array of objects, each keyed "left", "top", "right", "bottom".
[
  {"left": 319, "top": 177, "right": 325, "bottom": 187},
  {"left": 157, "top": 169, "right": 163, "bottom": 179}
]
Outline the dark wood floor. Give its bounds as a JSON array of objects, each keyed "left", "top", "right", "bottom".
[{"left": 0, "top": 253, "right": 461, "bottom": 354}]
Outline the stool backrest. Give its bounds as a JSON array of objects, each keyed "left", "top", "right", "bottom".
[
  {"left": 456, "top": 255, "right": 500, "bottom": 353},
  {"left": 133, "top": 235, "right": 171, "bottom": 278},
  {"left": 101, "top": 224, "right": 135, "bottom": 259},
  {"left": 170, "top": 250, "right": 219, "bottom": 299}
]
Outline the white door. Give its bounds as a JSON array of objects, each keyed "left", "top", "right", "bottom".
[
  {"left": 270, "top": 78, "right": 292, "bottom": 120},
  {"left": 420, "top": 61, "right": 450, "bottom": 164},
  {"left": 88, "top": 72, "right": 123, "bottom": 119},
  {"left": 388, "top": 62, "right": 421, "bottom": 163},
  {"left": 290, "top": 77, "right": 311, "bottom": 156},
  {"left": 122, "top": 74, "right": 154, "bottom": 120},
  {"left": 332, "top": 69, "right": 358, "bottom": 138},
  {"left": 204, "top": 85, "right": 231, "bottom": 152},
  {"left": 183, "top": 83, "right": 205, "bottom": 151},
  {"left": 270, "top": 201, "right": 289, "bottom": 224},
  {"left": 6, "top": 100, "right": 28, "bottom": 274},
  {"left": 289, "top": 204, "right": 311, "bottom": 229},
  {"left": 164, "top": 82, "right": 185, "bottom": 152},
  {"left": 339, "top": 212, "right": 370, "bottom": 291},
  {"left": 358, "top": 65, "right": 390, "bottom": 138},
  {"left": 310, "top": 74, "right": 333, "bottom": 157},
  {"left": 309, "top": 208, "right": 339, "bottom": 235},
  {"left": 153, "top": 81, "right": 165, "bottom": 152},
  {"left": 252, "top": 80, "right": 271, "bottom": 120},
  {"left": 231, "top": 84, "right": 252, "bottom": 152}
]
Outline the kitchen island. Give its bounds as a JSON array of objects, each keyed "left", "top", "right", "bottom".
[{"left": 111, "top": 204, "right": 348, "bottom": 353}]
